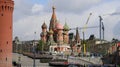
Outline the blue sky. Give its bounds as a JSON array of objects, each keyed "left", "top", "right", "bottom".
[
  {"left": 13, "top": 0, "right": 120, "bottom": 41},
  {"left": 31, "top": 0, "right": 48, "bottom": 5}
]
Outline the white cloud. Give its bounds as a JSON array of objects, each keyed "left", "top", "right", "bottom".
[
  {"left": 13, "top": 0, "right": 33, "bottom": 22},
  {"left": 32, "top": 4, "right": 44, "bottom": 13},
  {"left": 13, "top": 13, "right": 51, "bottom": 40},
  {"left": 13, "top": 0, "right": 120, "bottom": 41},
  {"left": 47, "top": 0, "right": 102, "bottom": 13}
]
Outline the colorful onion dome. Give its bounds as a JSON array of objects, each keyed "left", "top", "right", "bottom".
[
  {"left": 40, "top": 32, "right": 47, "bottom": 37},
  {"left": 56, "top": 21, "right": 63, "bottom": 29},
  {"left": 42, "top": 22, "right": 47, "bottom": 29},
  {"left": 63, "top": 31, "right": 67, "bottom": 35},
  {"left": 49, "top": 29, "right": 54, "bottom": 34},
  {"left": 64, "top": 22, "right": 69, "bottom": 31},
  {"left": 40, "top": 32, "right": 44, "bottom": 37}
]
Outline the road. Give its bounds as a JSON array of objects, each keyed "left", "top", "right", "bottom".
[
  {"left": 12, "top": 53, "right": 50, "bottom": 67},
  {"left": 79, "top": 57, "right": 103, "bottom": 64},
  {"left": 12, "top": 53, "right": 102, "bottom": 67}
]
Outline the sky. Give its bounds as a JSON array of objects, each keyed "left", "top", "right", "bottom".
[{"left": 13, "top": 0, "right": 120, "bottom": 41}]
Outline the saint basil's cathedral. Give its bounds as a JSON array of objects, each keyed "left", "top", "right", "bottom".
[{"left": 40, "top": 6, "right": 81, "bottom": 54}]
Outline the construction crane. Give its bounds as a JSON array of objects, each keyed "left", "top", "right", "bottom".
[
  {"left": 82, "top": 13, "right": 92, "bottom": 55},
  {"left": 69, "top": 13, "right": 99, "bottom": 55},
  {"left": 69, "top": 13, "right": 98, "bottom": 30},
  {"left": 99, "top": 16, "right": 105, "bottom": 42},
  {"left": 69, "top": 26, "right": 98, "bottom": 30}
]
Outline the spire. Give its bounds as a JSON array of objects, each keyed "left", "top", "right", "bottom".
[
  {"left": 42, "top": 21, "right": 47, "bottom": 29},
  {"left": 75, "top": 27, "right": 80, "bottom": 43},
  {"left": 52, "top": 6, "right": 56, "bottom": 19},
  {"left": 49, "top": 6, "right": 57, "bottom": 31}
]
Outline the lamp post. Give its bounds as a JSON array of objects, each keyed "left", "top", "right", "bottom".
[
  {"left": 102, "top": 22, "right": 104, "bottom": 40},
  {"left": 33, "top": 41, "right": 36, "bottom": 67},
  {"left": 33, "top": 32, "right": 36, "bottom": 67},
  {"left": 99, "top": 16, "right": 103, "bottom": 44},
  {"left": 16, "top": 40, "right": 21, "bottom": 67}
]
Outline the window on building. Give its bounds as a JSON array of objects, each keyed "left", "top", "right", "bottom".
[
  {"left": 5, "top": 6, "right": 7, "bottom": 10},
  {"left": 7, "top": 41, "right": 8, "bottom": 44},
  {"left": 1, "top": 13, "right": 3, "bottom": 16},
  {"left": 8, "top": 6, "right": 9, "bottom": 10},
  {"left": 2, "top": 6, "right": 4, "bottom": 11},
  {"left": 0, "top": 49, "right": 2, "bottom": 52},
  {"left": 6, "top": 57, "right": 7, "bottom": 61},
  {"left": 10, "top": 26, "right": 12, "bottom": 29}
]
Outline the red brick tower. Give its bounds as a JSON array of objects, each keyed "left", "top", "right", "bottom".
[{"left": 0, "top": 0, "right": 14, "bottom": 67}]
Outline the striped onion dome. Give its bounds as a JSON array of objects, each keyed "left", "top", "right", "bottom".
[
  {"left": 56, "top": 21, "right": 63, "bottom": 30},
  {"left": 49, "top": 29, "right": 54, "bottom": 34},
  {"left": 64, "top": 22, "right": 69, "bottom": 31},
  {"left": 42, "top": 22, "right": 47, "bottom": 29}
]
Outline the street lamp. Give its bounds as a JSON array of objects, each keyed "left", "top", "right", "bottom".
[
  {"left": 33, "top": 32, "right": 36, "bottom": 67},
  {"left": 102, "top": 22, "right": 104, "bottom": 40},
  {"left": 99, "top": 16, "right": 103, "bottom": 43},
  {"left": 15, "top": 39, "right": 21, "bottom": 67}
]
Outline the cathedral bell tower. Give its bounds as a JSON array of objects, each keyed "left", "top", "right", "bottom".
[{"left": 49, "top": 6, "right": 57, "bottom": 31}]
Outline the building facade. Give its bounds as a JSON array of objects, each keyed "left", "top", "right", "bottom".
[{"left": 0, "top": 0, "right": 14, "bottom": 67}]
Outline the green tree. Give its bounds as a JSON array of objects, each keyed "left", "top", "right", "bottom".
[{"left": 36, "top": 40, "right": 45, "bottom": 51}]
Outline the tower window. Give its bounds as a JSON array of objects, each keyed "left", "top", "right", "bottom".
[
  {"left": 10, "top": 26, "right": 11, "bottom": 29},
  {"left": 2, "top": 6, "right": 4, "bottom": 11},
  {"left": 0, "top": 49, "right": 2, "bottom": 52},
  {"left": 6, "top": 41, "right": 8, "bottom": 44},
  {"left": 1, "top": 13, "right": 3, "bottom": 16},
  {"left": 8, "top": 6, "right": 9, "bottom": 10},
  {"left": 6, "top": 57, "right": 7, "bottom": 61},
  {"left": 5, "top": 6, "right": 7, "bottom": 10}
]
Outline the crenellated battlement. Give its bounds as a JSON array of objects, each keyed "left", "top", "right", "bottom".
[
  {"left": 0, "top": 0, "right": 14, "bottom": 12},
  {"left": 0, "top": 0, "right": 14, "bottom": 67}
]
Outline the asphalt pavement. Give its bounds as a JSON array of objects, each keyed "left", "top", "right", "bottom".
[{"left": 12, "top": 53, "right": 49, "bottom": 67}]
